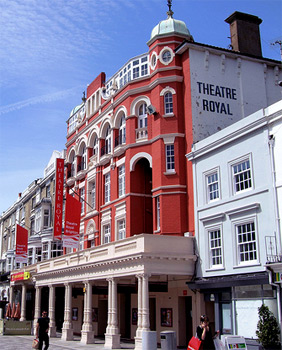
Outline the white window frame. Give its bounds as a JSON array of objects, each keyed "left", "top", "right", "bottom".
[
  {"left": 138, "top": 103, "right": 147, "bottom": 129},
  {"left": 104, "top": 173, "right": 111, "bottom": 203},
  {"left": 166, "top": 144, "right": 175, "bottom": 172},
  {"left": 233, "top": 218, "right": 258, "bottom": 266},
  {"left": 159, "top": 47, "right": 174, "bottom": 65},
  {"left": 80, "top": 187, "right": 85, "bottom": 214},
  {"left": 104, "top": 224, "right": 111, "bottom": 244},
  {"left": 208, "top": 226, "right": 223, "bottom": 269},
  {"left": 118, "top": 165, "right": 125, "bottom": 197},
  {"left": 81, "top": 144, "right": 87, "bottom": 170},
  {"left": 42, "top": 242, "right": 49, "bottom": 260},
  {"left": 93, "top": 136, "right": 98, "bottom": 156},
  {"left": 105, "top": 126, "right": 111, "bottom": 154},
  {"left": 35, "top": 208, "right": 41, "bottom": 233},
  {"left": 230, "top": 155, "right": 253, "bottom": 195},
  {"left": 164, "top": 92, "right": 173, "bottom": 114},
  {"left": 205, "top": 168, "right": 220, "bottom": 203},
  {"left": 43, "top": 208, "right": 50, "bottom": 228},
  {"left": 89, "top": 181, "right": 96, "bottom": 210},
  {"left": 119, "top": 114, "right": 126, "bottom": 145},
  {"left": 156, "top": 196, "right": 160, "bottom": 231},
  {"left": 117, "top": 219, "right": 126, "bottom": 240},
  {"left": 51, "top": 241, "right": 63, "bottom": 258}
]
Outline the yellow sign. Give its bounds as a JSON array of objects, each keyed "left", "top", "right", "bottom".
[{"left": 11, "top": 271, "right": 30, "bottom": 282}]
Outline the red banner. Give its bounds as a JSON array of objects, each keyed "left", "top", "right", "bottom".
[
  {"left": 15, "top": 225, "right": 28, "bottom": 263},
  {"left": 63, "top": 193, "right": 81, "bottom": 249},
  {"left": 53, "top": 158, "right": 65, "bottom": 240}
]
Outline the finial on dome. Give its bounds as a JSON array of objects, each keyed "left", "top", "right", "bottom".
[{"left": 167, "top": 0, "right": 174, "bottom": 18}]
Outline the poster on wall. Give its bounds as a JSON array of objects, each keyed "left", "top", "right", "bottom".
[
  {"left": 92, "top": 308, "right": 98, "bottom": 322},
  {"left": 63, "top": 193, "right": 81, "bottom": 249},
  {"left": 15, "top": 224, "right": 28, "bottom": 264},
  {"left": 161, "top": 308, "right": 173, "bottom": 327},
  {"left": 53, "top": 158, "right": 65, "bottom": 240},
  {"left": 132, "top": 308, "right": 138, "bottom": 325},
  {"left": 72, "top": 307, "right": 78, "bottom": 321}
]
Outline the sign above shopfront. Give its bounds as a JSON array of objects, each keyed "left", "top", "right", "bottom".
[{"left": 11, "top": 272, "right": 30, "bottom": 282}]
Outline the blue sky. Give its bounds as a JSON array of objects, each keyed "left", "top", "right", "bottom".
[{"left": 0, "top": 0, "right": 281, "bottom": 214}]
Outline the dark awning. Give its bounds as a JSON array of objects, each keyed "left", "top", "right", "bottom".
[
  {"left": 0, "top": 272, "right": 10, "bottom": 282},
  {"left": 187, "top": 272, "right": 269, "bottom": 291}
]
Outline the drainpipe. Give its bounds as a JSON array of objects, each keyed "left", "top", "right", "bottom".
[{"left": 268, "top": 135, "right": 282, "bottom": 256}]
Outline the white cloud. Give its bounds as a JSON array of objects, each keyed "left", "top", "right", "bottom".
[{"left": 0, "top": 86, "right": 82, "bottom": 115}]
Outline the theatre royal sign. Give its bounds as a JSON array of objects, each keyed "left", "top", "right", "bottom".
[{"left": 189, "top": 48, "right": 274, "bottom": 142}]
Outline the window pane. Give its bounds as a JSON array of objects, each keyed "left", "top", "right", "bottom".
[
  {"left": 166, "top": 144, "right": 175, "bottom": 171},
  {"left": 164, "top": 92, "right": 173, "bottom": 114},
  {"left": 233, "top": 160, "right": 252, "bottom": 193},
  {"left": 209, "top": 229, "right": 222, "bottom": 267},
  {"left": 237, "top": 222, "right": 257, "bottom": 263}
]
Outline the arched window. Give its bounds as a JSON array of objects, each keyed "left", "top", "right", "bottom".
[
  {"left": 93, "top": 136, "right": 98, "bottom": 156},
  {"left": 119, "top": 114, "right": 126, "bottom": 144},
  {"left": 138, "top": 103, "right": 147, "bottom": 129},
  {"left": 164, "top": 92, "right": 173, "bottom": 114},
  {"left": 105, "top": 126, "right": 111, "bottom": 154},
  {"left": 69, "top": 151, "right": 75, "bottom": 177},
  {"left": 81, "top": 144, "right": 87, "bottom": 170}
]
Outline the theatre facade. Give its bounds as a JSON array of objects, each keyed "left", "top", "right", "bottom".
[{"left": 5, "top": 5, "right": 282, "bottom": 350}]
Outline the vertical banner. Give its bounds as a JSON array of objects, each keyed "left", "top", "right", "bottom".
[
  {"left": 53, "top": 158, "right": 65, "bottom": 240},
  {"left": 63, "top": 193, "right": 81, "bottom": 249},
  {"left": 15, "top": 224, "right": 28, "bottom": 264}
]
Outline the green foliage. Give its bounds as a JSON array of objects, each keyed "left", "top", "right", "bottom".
[{"left": 256, "top": 304, "right": 280, "bottom": 349}]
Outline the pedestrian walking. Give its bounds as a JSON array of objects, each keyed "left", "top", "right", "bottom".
[{"left": 35, "top": 310, "right": 50, "bottom": 350}]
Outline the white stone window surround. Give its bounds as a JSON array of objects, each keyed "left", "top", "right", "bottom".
[
  {"left": 206, "top": 224, "right": 224, "bottom": 270},
  {"left": 163, "top": 136, "right": 176, "bottom": 175},
  {"left": 159, "top": 46, "right": 175, "bottom": 65},
  {"left": 203, "top": 167, "right": 221, "bottom": 204},
  {"left": 101, "top": 208, "right": 111, "bottom": 244},
  {"left": 150, "top": 51, "right": 158, "bottom": 70},
  {"left": 160, "top": 87, "right": 176, "bottom": 117},
  {"left": 229, "top": 154, "right": 254, "bottom": 196},
  {"left": 115, "top": 201, "right": 126, "bottom": 241}
]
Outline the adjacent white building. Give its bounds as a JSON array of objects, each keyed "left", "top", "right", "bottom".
[{"left": 187, "top": 100, "right": 282, "bottom": 339}]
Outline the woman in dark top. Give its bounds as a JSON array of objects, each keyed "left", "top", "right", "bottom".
[{"left": 196, "top": 315, "right": 218, "bottom": 350}]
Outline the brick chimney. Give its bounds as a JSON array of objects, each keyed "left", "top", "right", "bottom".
[{"left": 225, "top": 11, "right": 262, "bottom": 57}]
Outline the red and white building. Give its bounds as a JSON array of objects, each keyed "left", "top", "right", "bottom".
[{"left": 8, "top": 6, "right": 282, "bottom": 349}]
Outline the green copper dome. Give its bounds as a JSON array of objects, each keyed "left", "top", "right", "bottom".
[
  {"left": 69, "top": 103, "right": 84, "bottom": 118},
  {"left": 149, "top": 15, "right": 193, "bottom": 44}
]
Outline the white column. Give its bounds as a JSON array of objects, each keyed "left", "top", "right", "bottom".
[
  {"left": 134, "top": 274, "right": 143, "bottom": 350},
  {"left": 104, "top": 278, "right": 120, "bottom": 349},
  {"left": 142, "top": 274, "right": 150, "bottom": 331},
  {"left": 48, "top": 285, "right": 57, "bottom": 337},
  {"left": 61, "top": 283, "right": 73, "bottom": 341},
  {"left": 9, "top": 285, "right": 14, "bottom": 304},
  {"left": 20, "top": 284, "right": 26, "bottom": 321},
  {"left": 81, "top": 281, "right": 94, "bottom": 344},
  {"left": 33, "top": 286, "right": 41, "bottom": 336}
]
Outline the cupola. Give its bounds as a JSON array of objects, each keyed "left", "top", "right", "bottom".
[{"left": 147, "top": 0, "right": 193, "bottom": 46}]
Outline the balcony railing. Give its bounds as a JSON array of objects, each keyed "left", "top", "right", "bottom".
[{"left": 136, "top": 127, "right": 148, "bottom": 140}]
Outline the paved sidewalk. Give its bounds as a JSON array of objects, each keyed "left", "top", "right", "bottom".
[{"left": 0, "top": 334, "right": 136, "bottom": 349}]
